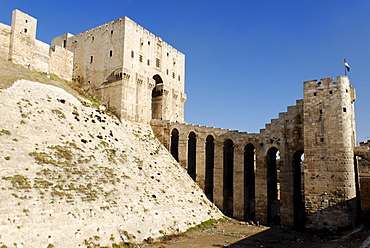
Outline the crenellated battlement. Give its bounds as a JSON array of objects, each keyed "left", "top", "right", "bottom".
[{"left": 304, "top": 76, "right": 349, "bottom": 89}]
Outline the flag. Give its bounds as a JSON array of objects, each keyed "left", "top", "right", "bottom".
[{"left": 344, "top": 59, "right": 350, "bottom": 72}]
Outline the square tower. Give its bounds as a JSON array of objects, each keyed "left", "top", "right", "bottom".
[
  {"left": 8, "top": 9, "right": 37, "bottom": 67},
  {"left": 52, "top": 17, "right": 186, "bottom": 124}
]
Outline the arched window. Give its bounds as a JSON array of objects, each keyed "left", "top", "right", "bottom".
[{"left": 151, "top": 74, "right": 163, "bottom": 119}]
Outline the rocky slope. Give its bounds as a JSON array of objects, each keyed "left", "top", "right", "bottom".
[{"left": 0, "top": 79, "right": 222, "bottom": 247}]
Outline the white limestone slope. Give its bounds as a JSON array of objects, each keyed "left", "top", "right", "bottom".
[{"left": 0, "top": 80, "right": 222, "bottom": 247}]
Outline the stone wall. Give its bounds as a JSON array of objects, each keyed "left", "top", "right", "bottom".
[
  {"left": 0, "top": 23, "right": 10, "bottom": 60},
  {"left": 0, "top": 10, "right": 73, "bottom": 81},
  {"left": 49, "top": 45, "right": 73, "bottom": 81},
  {"left": 151, "top": 97, "right": 304, "bottom": 227}
]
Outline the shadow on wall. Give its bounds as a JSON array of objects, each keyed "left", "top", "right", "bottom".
[{"left": 230, "top": 198, "right": 362, "bottom": 247}]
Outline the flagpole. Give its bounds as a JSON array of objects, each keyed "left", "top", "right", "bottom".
[{"left": 344, "top": 59, "right": 347, "bottom": 76}]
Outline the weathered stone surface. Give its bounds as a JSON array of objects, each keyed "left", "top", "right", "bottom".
[
  {"left": 0, "top": 80, "right": 222, "bottom": 247},
  {"left": 52, "top": 16, "right": 186, "bottom": 124}
]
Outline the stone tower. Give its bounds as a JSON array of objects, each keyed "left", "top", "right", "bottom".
[
  {"left": 8, "top": 9, "right": 37, "bottom": 68},
  {"left": 303, "top": 76, "right": 358, "bottom": 230},
  {"left": 52, "top": 17, "right": 186, "bottom": 124}
]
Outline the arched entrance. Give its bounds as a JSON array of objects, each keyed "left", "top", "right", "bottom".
[
  {"left": 151, "top": 74, "right": 163, "bottom": 120},
  {"left": 170, "top": 128, "right": 179, "bottom": 162},
  {"left": 187, "top": 132, "right": 196, "bottom": 181},
  {"left": 293, "top": 150, "right": 304, "bottom": 229},
  {"left": 244, "top": 143, "right": 256, "bottom": 221},
  {"left": 223, "top": 139, "right": 234, "bottom": 217},
  {"left": 205, "top": 135, "right": 215, "bottom": 201},
  {"left": 267, "top": 147, "right": 280, "bottom": 225}
]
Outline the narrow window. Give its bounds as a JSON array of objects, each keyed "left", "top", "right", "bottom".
[
  {"left": 25, "top": 20, "right": 28, "bottom": 23},
  {"left": 110, "top": 50, "right": 113, "bottom": 57},
  {"left": 131, "top": 51, "right": 134, "bottom": 58},
  {"left": 320, "top": 138, "right": 324, "bottom": 142},
  {"left": 172, "top": 72, "right": 175, "bottom": 79},
  {"left": 343, "top": 108, "right": 347, "bottom": 112},
  {"left": 147, "top": 59, "right": 150, "bottom": 66},
  {"left": 314, "top": 92, "right": 317, "bottom": 96},
  {"left": 139, "top": 55, "right": 143, "bottom": 62},
  {"left": 90, "top": 56, "right": 93, "bottom": 63},
  {"left": 92, "top": 37, "right": 94, "bottom": 41},
  {"left": 178, "top": 75, "right": 181, "bottom": 81},
  {"left": 167, "top": 53, "right": 169, "bottom": 56},
  {"left": 166, "top": 69, "right": 169, "bottom": 75},
  {"left": 319, "top": 109, "right": 323, "bottom": 114},
  {"left": 148, "top": 41, "right": 150, "bottom": 45},
  {"left": 111, "top": 30, "right": 113, "bottom": 34},
  {"left": 63, "top": 40, "right": 66, "bottom": 48},
  {"left": 156, "top": 58, "right": 161, "bottom": 68},
  {"left": 24, "top": 28, "right": 27, "bottom": 33},
  {"left": 329, "top": 90, "right": 333, "bottom": 94}
]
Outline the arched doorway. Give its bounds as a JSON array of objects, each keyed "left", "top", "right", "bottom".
[
  {"left": 170, "top": 129, "right": 179, "bottom": 162},
  {"left": 205, "top": 135, "right": 215, "bottom": 201},
  {"left": 244, "top": 143, "right": 256, "bottom": 221},
  {"left": 223, "top": 139, "right": 234, "bottom": 217},
  {"left": 187, "top": 132, "right": 196, "bottom": 181},
  {"left": 151, "top": 74, "right": 163, "bottom": 120},
  {"left": 267, "top": 147, "right": 280, "bottom": 225},
  {"left": 293, "top": 150, "right": 304, "bottom": 229}
]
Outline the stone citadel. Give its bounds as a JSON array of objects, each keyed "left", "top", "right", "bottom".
[{"left": 1, "top": 9, "right": 370, "bottom": 231}]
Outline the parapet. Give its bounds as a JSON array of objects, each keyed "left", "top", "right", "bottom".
[{"left": 303, "top": 76, "right": 350, "bottom": 90}]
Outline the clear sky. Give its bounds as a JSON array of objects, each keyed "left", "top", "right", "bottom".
[{"left": 1, "top": 0, "right": 369, "bottom": 142}]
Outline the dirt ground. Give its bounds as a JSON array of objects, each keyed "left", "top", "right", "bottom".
[{"left": 139, "top": 219, "right": 369, "bottom": 248}]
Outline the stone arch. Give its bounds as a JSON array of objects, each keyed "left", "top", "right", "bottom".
[
  {"left": 223, "top": 139, "right": 234, "bottom": 217},
  {"left": 267, "top": 147, "right": 280, "bottom": 225},
  {"left": 205, "top": 135, "right": 215, "bottom": 201},
  {"left": 151, "top": 74, "right": 164, "bottom": 120},
  {"left": 244, "top": 143, "right": 256, "bottom": 221},
  {"left": 187, "top": 132, "right": 196, "bottom": 181},
  {"left": 293, "top": 150, "right": 304, "bottom": 229},
  {"left": 170, "top": 128, "right": 179, "bottom": 162}
]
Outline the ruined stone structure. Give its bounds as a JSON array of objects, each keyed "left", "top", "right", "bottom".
[
  {"left": 1, "top": 9, "right": 370, "bottom": 232},
  {"left": 52, "top": 17, "right": 186, "bottom": 124},
  {"left": 0, "top": 10, "right": 73, "bottom": 81}
]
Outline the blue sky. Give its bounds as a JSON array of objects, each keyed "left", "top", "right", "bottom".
[{"left": 1, "top": 0, "right": 369, "bottom": 142}]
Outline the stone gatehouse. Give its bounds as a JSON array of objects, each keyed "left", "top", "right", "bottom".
[{"left": 1, "top": 9, "right": 370, "bottom": 231}]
